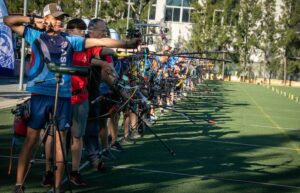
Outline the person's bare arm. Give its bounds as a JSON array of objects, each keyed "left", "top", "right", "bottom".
[
  {"left": 4, "top": 16, "right": 28, "bottom": 36},
  {"left": 90, "top": 57, "right": 109, "bottom": 67},
  {"left": 85, "top": 38, "right": 140, "bottom": 49},
  {"left": 90, "top": 58, "right": 118, "bottom": 87},
  {"left": 100, "top": 48, "right": 116, "bottom": 56},
  {"left": 4, "top": 15, "right": 44, "bottom": 36}
]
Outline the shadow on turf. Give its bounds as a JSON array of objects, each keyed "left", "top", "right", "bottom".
[
  {"left": 2, "top": 80, "right": 300, "bottom": 193},
  {"left": 103, "top": 80, "right": 300, "bottom": 193}
]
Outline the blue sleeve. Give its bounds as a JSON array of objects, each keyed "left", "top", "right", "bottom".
[
  {"left": 66, "top": 35, "right": 85, "bottom": 52},
  {"left": 164, "top": 65, "right": 167, "bottom": 70},
  {"left": 23, "top": 26, "right": 43, "bottom": 45},
  {"left": 114, "top": 60, "right": 122, "bottom": 75}
]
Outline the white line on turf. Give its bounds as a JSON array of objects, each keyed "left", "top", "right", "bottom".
[
  {"left": 223, "top": 122, "right": 299, "bottom": 130},
  {"left": 241, "top": 86, "right": 300, "bottom": 154},
  {"left": 114, "top": 166, "right": 300, "bottom": 189},
  {"left": 165, "top": 137, "right": 300, "bottom": 152},
  {"left": 196, "top": 139, "right": 300, "bottom": 152}
]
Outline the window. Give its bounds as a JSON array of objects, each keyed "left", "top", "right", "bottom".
[
  {"left": 173, "top": 8, "right": 180, "bottom": 22},
  {"left": 167, "top": 0, "right": 182, "bottom": 6},
  {"left": 213, "top": 9, "right": 224, "bottom": 26},
  {"left": 149, "top": 0, "right": 157, "bottom": 20},
  {"left": 165, "top": 0, "right": 194, "bottom": 23},
  {"left": 165, "top": 7, "right": 173, "bottom": 21},
  {"left": 167, "top": 0, "right": 194, "bottom": 6},
  {"left": 165, "top": 7, "right": 180, "bottom": 22},
  {"left": 182, "top": 8, "right": 195, "bottom": 23},
  {"left": 182, "top": 9, "right": 190, "bottom": 22}
]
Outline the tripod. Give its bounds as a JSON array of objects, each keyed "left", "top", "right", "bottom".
[
  {"left": 19, "top": 73, "right": 73, "bottom": 193},
  {"left": 44, "top": 63, "right": 89, "bottom": 192},
  {"left": 130, "top": 100, "right": 176, "bottom": 156},
  {"left": 45, "top": 73, "right": 73, "bottom": 193}
]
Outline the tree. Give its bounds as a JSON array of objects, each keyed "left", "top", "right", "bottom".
[
  {"left": 128, "top": 0, "right": 152, "bottom": 22},
  {"left": 6, "top": 0, "right": 54, "bottom": 14},
  {"left": 97, "top": 0, "right": 128, "bottom": 36},
  {"left": 235, "top": 0, "right": 262, "bottom": 82},
  {"left": 99, "top": 0, "right": 153, "bottom": 38},
  {"left": 257, "top": 0, "right": 279, "bottom": 85},
  {"left": 277, "top": 0, "right": 300, "bottom": 85},
  {"left": 188, "top": 1, "right": 219, "bottom": 51},
  {"left": 4, "top": 0, "right": 153, "bottom": 39},
  {"left": 286, "top": 37, "right": 300, "bottom": 86},
  {"left": 216, "top": 0, "right": 239, "bottom": 79},
  {"left": 188, "top": 0, "right": 240, "bottom": 79}
]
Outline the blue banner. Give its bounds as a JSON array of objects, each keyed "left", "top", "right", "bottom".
[{"left": 0, "top": 0, "right": 15, "bottom": 70}]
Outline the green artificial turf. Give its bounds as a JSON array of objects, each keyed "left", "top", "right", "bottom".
[
  {"left": 267, "top": 85, "right": 300, "bottom": 103},
  {"left": 272, "top": 85, "right": 300, "bottom": 97},
  {"left": 1, "top": 80, "right": 300, "bottom": 193}
]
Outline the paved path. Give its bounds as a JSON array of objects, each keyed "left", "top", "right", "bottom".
[{"left": 0, "top": 76, "right": 30, "bottom": 109}]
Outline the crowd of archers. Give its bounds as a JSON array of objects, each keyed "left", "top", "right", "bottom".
[{"left": 4, "top": 3, "right": 205, "bottom": 193}]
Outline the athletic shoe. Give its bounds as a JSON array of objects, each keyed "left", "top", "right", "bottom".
[
  {"left": 91, "top": 158, "right": 111, "bottom": 172},
  {"left": 100, "top": 149, "right": 116, "bottom": 161},
  {"left": 143, "top": 118, "right": 154, "bottom": 127},
  {"left": 70, "top": 171, "right": 86, "bottom": 186},
  {"left": 130, "top": 129, "right": 141, "bottom": 139},
  {"left": 119, "top": 137, "right": 135, "bottom": 145},
  {"left": 41, "top": 171, "right": 54, "bottom": 187},
  {"left": 150, "top": 114, "right": 158, "bottom": 120},
  {"left": 110, "top": 141, "right": 124, "bottom": 152},
  {"left": 12, "top": 185, "right": 25, "bottom": 193}
]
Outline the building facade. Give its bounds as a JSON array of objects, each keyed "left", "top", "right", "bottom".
[
  {"left": 148, "top": 0, "right": 285, "bottom": 52},
  {"left": 148, "top": 0, "right": 197, "bottom": 49}
]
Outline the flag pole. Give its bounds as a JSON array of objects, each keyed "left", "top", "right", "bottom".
[
  {"left": 94, "top": 0, "right": 99, "bottom": 18},
  {"left": 18, "top": 0, "right": 27, "bottom": 91}
]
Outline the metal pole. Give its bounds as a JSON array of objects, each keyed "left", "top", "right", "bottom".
[
  {"left": 19, "top": 0, "right": 28, "bottom": 91},
  {"left": 94, "top": 0, "right": 99, "bottom": 18},
  {"left": 146, "top": 2, "right": 151, "bottom": 44},
  {"left": 99, "top": 0, "right": 102, "bottom": 17},
  {"left": 222, "top": 52, "right": 225, "bottom": 80},
  {"left": 126, "top": 0, "right": 131, "bottom": 30},
  {"left": 284, "top": 51, "right": 287, "bottom": 86}
]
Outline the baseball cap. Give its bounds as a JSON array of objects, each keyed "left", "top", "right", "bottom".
[{"left": 43, "top": 3, "right": 69, "bottom": 18}]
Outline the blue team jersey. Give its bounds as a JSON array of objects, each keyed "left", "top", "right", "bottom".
[
  {"left": 155, "top": 56, "right": 161, "bottom": 69},
  {"left": 24, "top": 26, "right": 85, "bottom": 97},
  {"left": 167, "top": 56, "right": 178, "bottom": 69}
]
